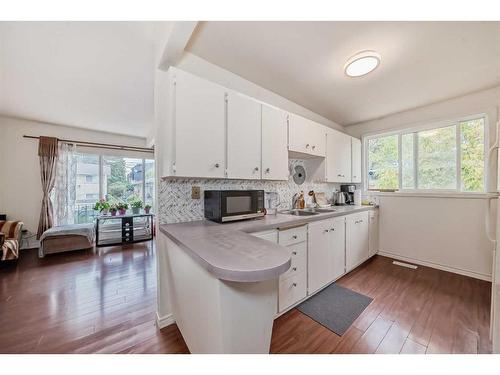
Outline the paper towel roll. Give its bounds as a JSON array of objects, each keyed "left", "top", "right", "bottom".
[{"left": 354, "top": 189, "right": 362, "bottom": 206}]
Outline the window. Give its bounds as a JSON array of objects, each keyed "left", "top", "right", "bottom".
[
  {"left": 367, "top": 134, "right": 398, "bottom": 190},
  {"left": 69, "top": 153, "right": 155, "bottom": 223},
  {"left": 365, "top": 116, "right": 485, "bottom": 193}
]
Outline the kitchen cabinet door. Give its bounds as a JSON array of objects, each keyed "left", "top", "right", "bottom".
[
  {"left": 346, "top": 211, "right": 369, "bottom": 272},
  {"left": 288, "top": 113, "right": 326, "bottom": 157},
  {"left": 174, "top": 70, "right": 226, "bottom": 178},
  {"left": 308, "top": 219, "right": 334, "bottom": 294},
  {"left": 368, "top": 210, "right": 379, "bottom": 257},
  {"left": 351, "top": 137, "right": 362, "bottom": 183},
  {"left": 326, "top": 129, "right": 352, "bottom": 183},
  {"left": 227, "top": 92, "right": 262, "bottom": 179},
  {"left": 262, "top": 105, "right": 289, "bottom": 181},
  {"left": 330, "top": 216, "right": 346, "bottom": 281}
]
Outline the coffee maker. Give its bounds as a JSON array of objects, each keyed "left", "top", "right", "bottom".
[{"left": 340, "top": 184, "right": 356, "bottom": 205}]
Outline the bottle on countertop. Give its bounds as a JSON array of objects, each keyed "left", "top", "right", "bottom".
[{"left": 297, "top": 191, "right": 305, "bottom": 209}]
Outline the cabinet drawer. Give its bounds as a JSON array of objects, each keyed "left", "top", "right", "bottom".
[
  {"left": 280, "top": 244, "right": 307, "bottom": 281},
  {"left": 278, "top": 225, "right": 307, "bottom": 246},
  {"left": 278, "top": 272, "right": 307, "bottom": 312}
]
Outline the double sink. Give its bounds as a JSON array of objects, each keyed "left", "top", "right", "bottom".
[{"left": 281, "top": 207, "right": 337, "bottom": 216}]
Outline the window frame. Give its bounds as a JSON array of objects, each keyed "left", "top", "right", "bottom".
[{"left": 362, "top": 113, "right": 488, "bottom": 195}]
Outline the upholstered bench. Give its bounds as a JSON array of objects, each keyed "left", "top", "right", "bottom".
[{"left": 39, "top": 223, "right": 95, "bottom": 258}]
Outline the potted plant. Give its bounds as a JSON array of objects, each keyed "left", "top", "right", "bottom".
[
  {"left": 131, "top": 199, "right": 144, "bottom": 215},
  {"left": 93, "top": 199, "right": 110, "bottom": 215},
  {"left": 117, "top": 202, "right": 128, "bottom": 215},
  {"left": 109, "top": 204, "right": 118, "bottom": 216},
  {"left": 144, "top": 204, "right": 152, "bottom": 214}
]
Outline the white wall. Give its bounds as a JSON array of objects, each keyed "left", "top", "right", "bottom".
[
  {"left": 378, "top": 195, "right": 494, "bottom": 280},
  {"left": 175, "top": 52, "right": 345, "bottom": 132},
  {"left": 0, "top": 115, "right": 148, "bottom": 232},
  {"left": 344, "top": 86, "right": 500, "bottom": 280}
]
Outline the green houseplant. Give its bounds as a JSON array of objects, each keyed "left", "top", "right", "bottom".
[
  {"left": 131, "top": 199, "right": 144, "bottom": 214},
  {"left": 144, "top": 204, "right": 152, "bottom": 214},
  {"left": 93, "top": 199, "right": 110, "bottom": 215},
  {"left": 109, "top": 204, "right": 118, "bottom": 216},
  {"left": 117, "top": 202, "right": 128, "bottom": 215}
]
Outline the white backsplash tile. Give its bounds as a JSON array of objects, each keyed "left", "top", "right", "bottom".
[{"left": 158, "top": 159, "right": 340, "bottom": 224}]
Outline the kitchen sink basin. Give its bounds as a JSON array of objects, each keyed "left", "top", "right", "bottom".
[
  {"left": 281, "top": 209, "right": 319, "bottom": 216},
  {"left": 306, "top": 208, "right": 337, "bottom": 213}
]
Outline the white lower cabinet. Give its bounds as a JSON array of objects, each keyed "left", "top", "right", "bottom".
[
  {"left": 368, "top": 210, "right": 379, "bottom": 257},
  {"left": 251, "top": 210, "right": 373, "bottom": 315},
  {"left": 277, "top": 226, "right": 308, "bottom": 312},
  {"left": 346, "top": 211, "right": 369, "bottom": 272},
  {"left": 308, "top": 217, "right": 346, "bottom": 295}
]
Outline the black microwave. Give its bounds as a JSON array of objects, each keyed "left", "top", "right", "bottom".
[{"left": 204, "top": 190, "right": 265, "bottom": 223}]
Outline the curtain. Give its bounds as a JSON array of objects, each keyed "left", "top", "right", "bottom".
[
  {"left": 37, "top": 137, "right": 59, "bottom": 239},
  {"left": 54, "top": 142, "right": 76, "bottom": 226}
]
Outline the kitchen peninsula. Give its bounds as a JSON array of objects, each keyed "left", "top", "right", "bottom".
[{"left": 157, "top": 205, "right": 377, "bottom": 353}]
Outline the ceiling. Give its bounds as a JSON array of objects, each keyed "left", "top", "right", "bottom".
[
  {"left": 0, "top": 22, "right": 161, "bottom": 138},
  {"left": 187, "top": 21, "right": 500, "bottom": 126}
]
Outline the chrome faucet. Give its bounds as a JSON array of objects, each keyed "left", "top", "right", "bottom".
[{"left": 292, "top": 193, "right": 299, "bottom": 209}]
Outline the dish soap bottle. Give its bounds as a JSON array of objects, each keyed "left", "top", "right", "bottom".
[{"left": 298, "top": 191, "right": 305, "bottom": 209}]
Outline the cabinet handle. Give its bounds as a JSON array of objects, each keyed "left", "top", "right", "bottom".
[
  {"left": 292, "top": 235, "right": 298, "bottom": 239},
  {"left": 324, "top": 229, "right": 329, "bottom": 233},
  {"left": 306, "top": 144, "right": 310, "bottom": 148},
  {"left": 265, "top": 168, "right": 270, "bottom": 173},
  {"left": 254, "top": 167, "right": 259, "bottom": 171},
  {"left": 337, "top": 174, "right": 342, "bottom": 177},
  {"left": 292, "top": 251, "right": 297, "bottom": 255},
  {"left": 292, "top": 283, "right": 297, "bottom": 287},
  {"left": 215, "top": 163, "right": 220, "bottom": 168},
  {"left": 312, "top": 145, "right": 316, "bottom": 150},
  {"left": 292, "top": 267, "right": 297, "bottom": 271},
  {"left": 329, "top": 228, "right": 335, "bottom": 232}
]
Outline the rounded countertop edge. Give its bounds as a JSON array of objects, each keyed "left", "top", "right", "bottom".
[{"left": 159, "top": 226, "right": 292, "bottom": 282}]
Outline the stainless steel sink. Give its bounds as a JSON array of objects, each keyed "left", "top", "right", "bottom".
[
  {"left": 306, "top": 208, "right": 337, "bottom": 213},
  {"left": 281, "top": 209, "right": 319, "bottom": 216}
]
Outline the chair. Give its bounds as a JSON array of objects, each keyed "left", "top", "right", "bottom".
[{"left": 0, "top": 221, "right": 24, "bottom": 261}]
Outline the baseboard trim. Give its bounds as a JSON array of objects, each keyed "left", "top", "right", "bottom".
[
  {"left": 156, "top": 312, "right": 175, "bottom": 329},
  {"left": 378, "top": 251, "right": 492, "bottom": 282}
]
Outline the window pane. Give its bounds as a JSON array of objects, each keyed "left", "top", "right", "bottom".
[
  {"left": 74, "top": 153, "right": 100, "bottom": 224},
  {"left": 402, "top": 133, "right": 415, "bottom": 189},
  {"left": 103, "top": 157, "right": 144, "bottom": 205},
  {"left": 367, "top": 135, "right": 399, "bottom": 190},
  {"left": 417, "top": 125, "right": 456, "bottom": 189},
  {"left": 461, "top": 118, "right": 484, "bottom": 192},
  {"left": 145, "top": 159, "right": 155, "bottom": 210}
]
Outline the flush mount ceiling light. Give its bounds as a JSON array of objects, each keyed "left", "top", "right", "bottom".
[{"left": 344, "top": 51, "right": 381, "bottom": 77}]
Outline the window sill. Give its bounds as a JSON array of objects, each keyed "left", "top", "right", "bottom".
[{"left": 364, "top": 191, "right": 499, "bottom": 199}]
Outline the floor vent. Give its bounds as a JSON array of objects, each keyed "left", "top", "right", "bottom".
[{"left": 392, "top": 261, "right": 418, "bottom": 269}]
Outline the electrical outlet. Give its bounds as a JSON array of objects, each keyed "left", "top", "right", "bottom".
[{"left": 191, "top": 186, "right": 201, "bottom": 199}]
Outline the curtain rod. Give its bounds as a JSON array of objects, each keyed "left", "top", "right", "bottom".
[{"left": 23, "top": 135, "right": 154, "bottom": 153}]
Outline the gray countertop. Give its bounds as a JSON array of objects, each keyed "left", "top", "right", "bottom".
[{"left": 159, "top": 205, "right": 377, "bottom": 283}]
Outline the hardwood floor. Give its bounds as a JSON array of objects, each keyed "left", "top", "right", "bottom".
[{"left": 0, "top": 242, "right": 492, "bottom": 354}]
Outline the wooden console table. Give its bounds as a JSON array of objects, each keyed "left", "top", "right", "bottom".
[{"left": 95, "top": 213, "right": 154, "bottom": 247}]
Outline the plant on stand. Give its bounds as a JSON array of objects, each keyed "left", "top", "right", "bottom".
[
  {"left": 109, "top": 204, "right": 118, "bottom": 216},
  {"left": 93, "top": 199, "right": 110, "bottom": 215},
  {"left": 144, "top": 204, "right": 152, "bottom": 214},
  {"left": 117, "top": 202, "right": 128, "bottom": 215},
  {"left": 131, "top": 199, "right": 144, "bottom": 215}
]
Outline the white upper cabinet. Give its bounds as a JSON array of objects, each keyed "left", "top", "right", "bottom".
[
  {"left": 262, "top": 105, "right": 289, "bottom": 181},
  {"left": 351, "top": 137, "right": 362, "bottom": 183},
  {"left": 227, "top": 92, "right": 262, "bottom": 179},
  {"left": 326, "top": 129, "right": 352, "bottom": 183},
  {"left": 288, "top": 113, "right": 326, "bottom": 157},
  {"left": 173, "top": 69, "right": 226, "bottom": 178}
]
